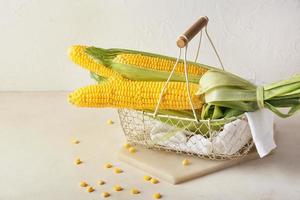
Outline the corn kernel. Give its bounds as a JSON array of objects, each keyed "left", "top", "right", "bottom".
[
  {"left": 123, "top": 143, "right": 131, "bottom": 149},
  {"left": 87, "top": 186, "right": 95, "bottom": 193},
  {"left": 79, "top": 181, "right": 88, "bottom": 187},
  {"left": 153, "top": 193, "right": 162, "bottom": 199},
  {"left": 128, "top": 147, "right": 136, "bottom": 153},
  {"left": 107, "top": 119, "right": 114, "bottom": 125},
  {"left": 150, "top": 178, "right": 159, "bottom": 184},
  {"left": 114, "top": 185, "right": 123, "bottom": 191},
  {"left": 98, "top": 180, "right": 105, "bottom": 185},
  {"left": 182, "top": 159, "right": 190, "bottom": 166},
  {"left": 75, "top": 158, "right": 82, "bottom": 165},
  {"left": 144, "top": 175, "right": 152, "bottom": 181},
  {"left": 104, "top": 163, "right": 113, "bottom": 168},
  {"left": 102, "top": 192, "right": 110, "bottom": 198},
  {"left": 72, "top": 139, "right": 80, "bottom": 144},
  {"left": 131, "top": 188, "right": 140, "bottom": 194},
  {"left": 114, "top": 168, "right": 123, "bottom": 174}
]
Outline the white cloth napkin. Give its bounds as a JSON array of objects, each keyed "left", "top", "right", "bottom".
[
  {"left": 245, "top": 108, "right": 276, "bottom": 157},
  {"left": 212, "top": 119, "right": 252, "bottom": 155},
  {"left": 150, "top": 118, "right": 252, "bottom": 156}
]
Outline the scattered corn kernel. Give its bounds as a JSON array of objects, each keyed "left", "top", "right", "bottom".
[
  {"left": 79, "top": 181, "right": 88, "bottom": 187},
  {"left": 144, "top": 175, "right": 152, "bottom": 181},
  {"left": 107, "top": 119, "right": 114, "bottom": 125},
  {"left": 104, "top": 163, "right": 113, "bottom": 168},
  {"left": 114, "top": 185, "right": 123, "bottom": 191},
  {"left": 123, "top": 143, "right": 131, "bottom": 149},
  {"left": 153, "top": 193, "right": 162, "bottom": 199},
  {"left": 87, "top": 186, "right": 95, "bottom": 193},
  {"left": 131, "top": 188, "right": 140, "bottom": 194},
  {"left": 75, "top": 158, "right": 82, "bottom": 165},
  {"left": 98, "top": 180, "right": 106, "bottom": 185},
  {"left": 150, "top": 178, "right": 159, "bottom": 184},
  {"left": 182, "top": 159, "right": 190, "bottom": 166},
  {"left": 128, "top": 147, "right": 137, "bottom": 153},
  {"left": 102, "top": 192, "right": 110, "bottom": 198},
  {"left": 72, "top": 139, "right": 80, "bottom": 144},
  {"left": 114, "top": 168, "right": 123, "bottom": 174}
]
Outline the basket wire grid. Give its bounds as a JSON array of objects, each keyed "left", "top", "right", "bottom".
[
  {"left": 118, "top": 109, "right": 254, "bottom": 160},
  {"left": 118, "top": 17, "right": 254, "bottom": 160}
]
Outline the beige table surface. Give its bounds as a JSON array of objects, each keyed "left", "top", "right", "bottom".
[{"left": 0, "top": 92, "right": 299, "bottom": 200}]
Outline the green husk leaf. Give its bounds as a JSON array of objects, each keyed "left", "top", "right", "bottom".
[
  {"left": 198, "top": 70, "right": 300, "bottom": 119},
  {"left": 90, "top": 72, "right": 106, "bottom": 82},
  {"left": 197, "top": 70, "right": 256, "bottom": 95},
  {"left": 110, "top": 63, "right": 200, "bottom": 83}
]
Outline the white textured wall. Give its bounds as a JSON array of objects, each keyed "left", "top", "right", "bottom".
[{"left": 0, "top": 0, "right": 299, "bottom": 91}]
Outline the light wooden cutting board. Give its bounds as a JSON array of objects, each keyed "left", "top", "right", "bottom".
[{"left": 118, "top": 147, "right": 259, "bottom": 184}]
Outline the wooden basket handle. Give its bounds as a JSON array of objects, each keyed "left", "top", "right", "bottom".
[{"left": 176, "top": 16, "right": 209, "bottom": 48}]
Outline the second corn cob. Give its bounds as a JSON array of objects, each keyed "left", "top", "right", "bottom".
[
  {"left": 68, "top": 45, "right": 214, "bottom": 83},
  {"left": 68, "top": 80, "right": 202, "bottom": 110},
  {"left": 86, "top": 46, "right": 211, "bottom": 83}
]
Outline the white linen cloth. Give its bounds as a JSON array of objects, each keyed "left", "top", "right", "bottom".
[
  {"left": 150, "top": 118, "right": 252, "bottom": 156},
  {"left": 245, "top": 108, "right": 276, "bottom": 157},
  {"left": 212, "top": 119, "right": 252, "bottom": 155}
]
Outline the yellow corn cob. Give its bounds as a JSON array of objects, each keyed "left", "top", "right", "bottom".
[
  {"left": 113, "top": 53, "right": 208, "bottom": 76},
  {"left": 68, "top": 80, "right": 202, "bottom": 110},
  {"left": 68, "top": 45, "right": 123, "bottom": 79}
]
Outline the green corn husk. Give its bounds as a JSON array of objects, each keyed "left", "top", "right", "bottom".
[
  {"left": 198, "top": 70, "right": 300, "bottom": 119},
  {"left": 145, "top": 109, "right": 233, "bottom": 136}
]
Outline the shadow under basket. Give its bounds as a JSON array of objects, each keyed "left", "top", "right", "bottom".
[{"left": 118, "top": 109, "right": 254, "bottom": 160}]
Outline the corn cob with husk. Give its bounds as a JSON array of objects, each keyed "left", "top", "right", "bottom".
[{"left": 68, "top": 45, "right": 213, "bottom": 83}]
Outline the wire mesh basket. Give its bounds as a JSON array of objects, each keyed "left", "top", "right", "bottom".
[
  {"left": 118, "top": 16, "right": 255, "bottom": 160},
  {"left": 119, "top": 109, "right": 254, "bottom": 160}
]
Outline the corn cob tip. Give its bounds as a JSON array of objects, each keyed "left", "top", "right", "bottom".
[
  {"left": 68, "top": 85, "right": 107, "bottom": 108},
  {"left": 68, "top": 45, "right": 86, "bottom": 60},
  {"left": 68, "top": 91, "right": 81, "bottom": 107},
  {"left": 68, "top": 45, "right": 124, "bottom": 79}
]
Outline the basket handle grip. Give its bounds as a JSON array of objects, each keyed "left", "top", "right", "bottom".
[{"left": 176, "top": 16, "right": 209, "bottom": 48}]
